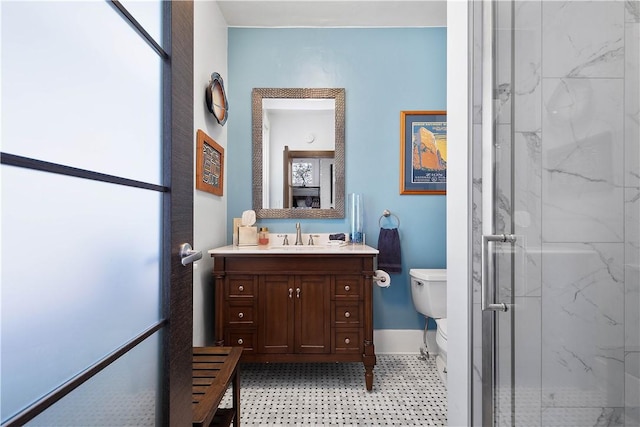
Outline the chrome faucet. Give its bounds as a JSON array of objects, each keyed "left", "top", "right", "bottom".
[{"left": 295, "top": 222, "right": 303, "bottom": 245}]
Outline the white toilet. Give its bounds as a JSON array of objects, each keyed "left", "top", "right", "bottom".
[{"left": 409, "top": 268, "right": 447, "bottom": 385}]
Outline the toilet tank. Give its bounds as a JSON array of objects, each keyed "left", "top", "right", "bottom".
[{"left": 409, "top": 269, "right": 447, "bottom": 319}]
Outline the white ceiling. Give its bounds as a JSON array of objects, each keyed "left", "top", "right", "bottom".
[{"left": 216, "top": 1, "right": 447, "bottom": 28}]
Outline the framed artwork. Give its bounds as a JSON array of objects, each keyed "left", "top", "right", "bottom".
[
  {"left": 196, "top": 129, "right": 224, "bottom": 196},
  {"left": 399, "top": 110, "right": 447, "bottom": 195}
]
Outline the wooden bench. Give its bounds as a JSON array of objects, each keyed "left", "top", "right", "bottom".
[{"left": 192, "top": 346, "right": 242, "bottom": 427}]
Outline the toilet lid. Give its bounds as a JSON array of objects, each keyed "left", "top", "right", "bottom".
[{"left": 435, "top": 318, "right": 447, "bottom": 340}]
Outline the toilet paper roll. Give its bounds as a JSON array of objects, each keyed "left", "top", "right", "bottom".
[{"left": 374, "top": 269, "right": 391, "bottom": 288}]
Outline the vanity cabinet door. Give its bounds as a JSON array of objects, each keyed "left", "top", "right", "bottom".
[
  {"left": 294, "top": 275, "right": 331, "bottom": 354},
  {"left": 258, "top": 275, "right": 295, "bottom": 353}
]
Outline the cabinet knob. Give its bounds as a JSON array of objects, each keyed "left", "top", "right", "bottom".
[
  {"left": 238, "top": 312, "right": 244, "bottom": 319},
  {"left": 296, "top": 288, "right": 301, "bottom": 298},
  {"left": 344, "top": 338, "right": 350, "bottom": 344},
  {"left": 289, "top": 288, "right": 293, "bottom": 298},
  {"left": 344, "top": 311, "right": 351, "bottom": 318},
  {"left": 344, "top": 285, "right": 350, "bottom": 292},
  {"left": 237, "top": 338, "right": 244, "bottom": 345},
  {"left": 238, "top": 285, "right": 244, "bottom": 292}
]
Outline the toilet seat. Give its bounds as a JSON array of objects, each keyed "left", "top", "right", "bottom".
[
  {"left": 435, "top": 318, "right": 447, "bottom": 364},
  {"left": 435, "top": 318, "right": 447, "bottom": 341}
]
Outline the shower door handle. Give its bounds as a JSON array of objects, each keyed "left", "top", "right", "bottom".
[{"left": 481, "top": 234, "right": 516, "bottom": 312}]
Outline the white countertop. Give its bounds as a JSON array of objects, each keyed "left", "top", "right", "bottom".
[{"left": 208, "top": 243, "right": 378, "bottom": 255}]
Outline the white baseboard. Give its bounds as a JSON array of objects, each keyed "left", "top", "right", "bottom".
[{"left": 373, "top": 329, "right": 433, "bottom": 354}]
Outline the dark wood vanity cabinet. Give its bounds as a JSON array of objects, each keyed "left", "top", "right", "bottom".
[
  {"left": 258, "top": 274, "right": 331, "bottom": 354},
  {"left": 211, "top": 252, "right": 377, "bottom": 390}
]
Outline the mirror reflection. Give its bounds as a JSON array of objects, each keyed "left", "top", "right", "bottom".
[
  {"left": 285, "top": 147, "right": 334, "bottom": 209},
  {"left": 252, "top": 88, "right": 345, "bottom": 219}
]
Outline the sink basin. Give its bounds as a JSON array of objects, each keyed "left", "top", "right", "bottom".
[
  {"left": 267, "top": 245, "right": 334, "bottom": 251},
  {"left": 264, "top": 234, "right": 348, "bottom": 251}
]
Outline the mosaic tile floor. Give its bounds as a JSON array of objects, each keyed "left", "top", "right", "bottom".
[{"left": 220, "top": 354, "right": 448, "bottom": 426}]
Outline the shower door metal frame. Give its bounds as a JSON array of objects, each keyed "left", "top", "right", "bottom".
[{"left": 480, "top": 0, "right": 517, "bottom": 425}]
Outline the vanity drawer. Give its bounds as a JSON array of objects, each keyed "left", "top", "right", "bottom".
[
  {"left": 226, "top": 275, "right": 257, "bottom": 298},
  {"left": 226, "top": 329, "right": 256, "bottom": 354},
  {"left": 226, "top": 302, "right": 255, "bottom": 325},
  {"left": 332, "top": 328, "right": 362, "bottom": 353},
  {"left": 332, "top": 276, "right": 362, "bottom": 299},
  {"left": 332, "top": 302, "right": 362, "bottom": 327}
]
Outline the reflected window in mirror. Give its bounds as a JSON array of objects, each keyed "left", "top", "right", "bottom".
[{"left": 292, "top": 161, "right": 313, "bottom": 186}]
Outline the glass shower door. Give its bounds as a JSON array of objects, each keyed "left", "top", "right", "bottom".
[{"left": 474, "top": 1, "right": 639, "bottom": 426}]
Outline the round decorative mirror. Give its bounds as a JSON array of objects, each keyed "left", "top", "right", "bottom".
[{"left": 206, "top": 72, "right": 228, "bottom": 125}]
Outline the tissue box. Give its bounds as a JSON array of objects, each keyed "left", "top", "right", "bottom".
[{"left": 238, "top": 226, "right": 258, "bottom": 246}]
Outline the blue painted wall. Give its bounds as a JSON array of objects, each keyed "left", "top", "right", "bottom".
[{"left": 227, "top": 28, "right": 446, "bottom": 330}]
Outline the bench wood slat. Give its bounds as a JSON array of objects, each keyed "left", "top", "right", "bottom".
[
  {"left": 193, "top": 369, "right": 225, "bottom": 378},
  {"left": 193, "top": 354, "right": 230, "bottom": 362},
  {"left": 193, "top": 378, "right": 215, "bottom": 386},
  {"left": 194, "top": 363, "right": 225, "bottom": 369},
  {"left": 193, "top": 347, "right": 237, "bottom": 355}
]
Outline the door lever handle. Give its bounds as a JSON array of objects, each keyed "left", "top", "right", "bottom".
[
  {"left": 481, "top": 234, "right": 516, "bottom": 311},
  {"left": 179, "top": 243, "right": 202, "bottom": 266}
]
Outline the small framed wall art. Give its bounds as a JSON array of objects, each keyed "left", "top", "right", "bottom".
[
  {"left": 399, "top": 110, "right": 447, "bottom": 195},
  {"left": 196, "top": 129, "right": 224, "bottom": 196}
]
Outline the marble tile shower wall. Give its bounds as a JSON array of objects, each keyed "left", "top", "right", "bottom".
[{"left": 472, "top": 1, "right": 640, "bottom": 426}]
